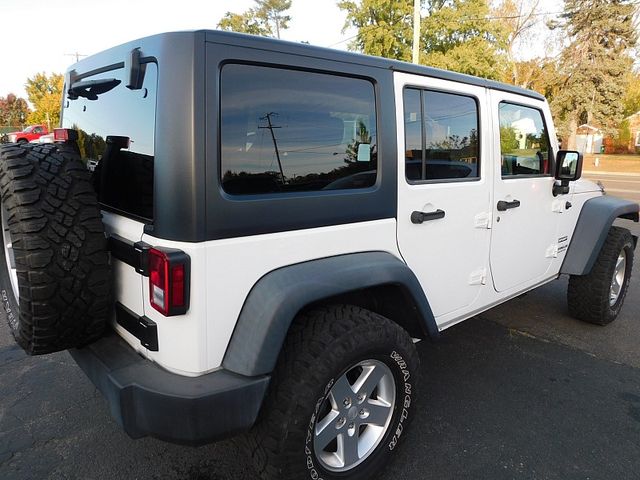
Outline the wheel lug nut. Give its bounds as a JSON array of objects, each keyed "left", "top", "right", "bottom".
[
  {"left": 343, "top": 398, "right": 351, "bottom": 407},
  {"left": 357, "top": 393, "right": 366, "bottom": 403},
  {"left": 336, "top": 416, "right": 346, "bottom": 429}
]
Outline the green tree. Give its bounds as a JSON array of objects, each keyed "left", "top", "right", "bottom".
[
  {"left": 338, "top": 0, "right": 415, "bottom": 61},
  {"left": 218, "top": 0, "right": 292, "bottom": 38},
  {"left": 338, "top": 0, "right": 509, "bottom": 79},
  {"left": 623, "top": 71, "right": 640, "bottom": 116},
  {"left": 550, "top": 0, "right": 637, "bottom": 148},
  {"left": 0, "top": 93, "right": 30, "bottom": 127},
  {"left": 420, "top": 0, "right": 510, "bottom": 80},
  {"left": 494, "top": 0, "right": 546, "bottom": 86},
  {"left": 25, "top": 72, "right": 64, "bottom": 130}
]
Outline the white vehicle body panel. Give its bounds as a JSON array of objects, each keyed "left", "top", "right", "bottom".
[
  {"left": 394, "top": 73, "right": 492, "bottom": 320},
  {"left": 488, "top": 90, "right": 561, "bottom": 292},
  {"left": 138, "top": 219, "right": 399, "bottom": 375}
]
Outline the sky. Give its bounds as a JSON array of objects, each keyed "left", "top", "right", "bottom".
[{"left": 0, "top": 0, "right": 561, "bottom": 102}]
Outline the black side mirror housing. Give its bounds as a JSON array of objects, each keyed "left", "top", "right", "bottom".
[{"left": 553, "top": 150, "right": 583, "bottom": 196}]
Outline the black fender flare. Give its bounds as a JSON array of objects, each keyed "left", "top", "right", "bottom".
[
  {"left": 561, "top": 195, "right": 639, "bottom": 276},
  {"left": 222, "top": 251, "right": 438, "bottom": 377}
]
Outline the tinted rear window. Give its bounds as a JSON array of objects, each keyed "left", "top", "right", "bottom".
[
  {"left": 62, "top": 63, "right": 157, "bottom": 221},
  {"left": 220, "top": 64, "right": 378, "bottom": 195}
]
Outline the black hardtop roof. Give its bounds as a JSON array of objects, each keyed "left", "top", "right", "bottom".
[{"left": 202, "top": 29, "right": 546, "bottom": 102}]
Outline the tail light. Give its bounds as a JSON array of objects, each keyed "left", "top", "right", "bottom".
[
  {"left": 53, "top": 128, "right": 78, "bottom": 142},
  {"left": 148, "top": 247, "right": 190, "bottom": 316}
]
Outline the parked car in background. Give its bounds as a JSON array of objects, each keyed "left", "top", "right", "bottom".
[
  {"left": 30, "top": 132, "right": 54, "bottom": 144},
  {"left": 7, "top": 125, "right": 49, "bottom": 143}
]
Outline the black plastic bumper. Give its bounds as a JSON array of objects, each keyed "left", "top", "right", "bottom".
[{"left": 69, "top": 331, "right": 270, "bottom": 446}]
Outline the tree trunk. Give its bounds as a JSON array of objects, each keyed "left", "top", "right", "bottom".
[{"left": 566, "top": 116, "right": 578, "bottom": 150}]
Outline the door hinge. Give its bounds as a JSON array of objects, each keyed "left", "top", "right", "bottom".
[
  {"left": 474, "top": 212, "right": 492, "bottom": 229},
  {"left": 469, "top": 268, "right": 487, "bottom": 285},
  {"left": 545, "top": 244, "right": 559, "bottom": 258}
]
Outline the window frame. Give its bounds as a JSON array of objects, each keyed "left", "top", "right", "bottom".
[
  {"left": 402, "top": 86, "right": 482, "bottom": 185},
  {"left": 218, "top": 61, "right": 381, "bottom": 197},
  {"left": 635, "top": 130, "right": 640, "bottom": 147},
  {"left": 498, "top": 100, "right": 554, "bottom": 180}
]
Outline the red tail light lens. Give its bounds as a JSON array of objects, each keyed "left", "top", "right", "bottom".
[
  {"left": 148, "top": 248, "right": 190, "bottom": 316},
  {"left": 53, "top": 128, "right": 78, "bottom": 142}
]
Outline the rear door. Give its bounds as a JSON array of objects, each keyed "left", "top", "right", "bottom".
[
  {"left": 488, "top": 91, "right": 561, "bottom": 292},
  {"left": 395, "top": 72, "right": 492, "bottom": 323},
  {"left": 61, "top": 61, "right": 158, "bottom": 349}
]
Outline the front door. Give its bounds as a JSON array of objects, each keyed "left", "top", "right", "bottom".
[
  {"left": 395, "top": 73, "right": 492, "bottom": 321},
  {"left": 489, "top": 91, "right": 561, "bottom": 292}
]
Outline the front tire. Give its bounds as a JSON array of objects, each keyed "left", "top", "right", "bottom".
[
  {"left": 568, "top": 226, "right": 634, "bottom": 325},
  {"left": 248, "top": 305, "right": 419, "bottom": 480}
]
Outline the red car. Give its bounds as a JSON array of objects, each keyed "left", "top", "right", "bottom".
[{"left": 7, "top": 125, "right": 49, "bottom": 143}]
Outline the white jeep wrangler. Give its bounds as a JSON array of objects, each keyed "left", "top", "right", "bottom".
[{"left": 0, "top": 31, "right": 637, "bottom": 480}]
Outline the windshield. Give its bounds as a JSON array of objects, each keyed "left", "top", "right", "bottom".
[{"left": 22, "top": 126, "right": 34, "bottom": 133}]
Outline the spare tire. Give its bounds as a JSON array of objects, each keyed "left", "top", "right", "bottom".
[{"left": 0, "top": 143, "right": 111, "bottom": 355}]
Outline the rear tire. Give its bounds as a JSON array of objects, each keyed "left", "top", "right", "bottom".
[
  {"left": 568, "top": 226, "right": 634, "bottom": 325},
  {"left": 247, "top": 305, "right": 419, "bottom": 480},
  {"left": 0, "top": 143, "right": 111, "bottom": 354}
]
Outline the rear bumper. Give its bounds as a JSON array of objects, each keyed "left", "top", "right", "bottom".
[{"left": 70, "top": 331, "right": 270, "bottom": 446}]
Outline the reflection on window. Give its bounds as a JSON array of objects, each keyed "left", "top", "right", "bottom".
[
  {"left": 404, "top": 88, "right": 479, "bottom": 181},
  {"left": 62, "top": 63, "right": 157, "bottom": 220},
  {"left": 220, "top": 64, "right": 377, "bottom": 195},
  {"left": 499, "top": 103, "right": 551, "bottom": 176}
]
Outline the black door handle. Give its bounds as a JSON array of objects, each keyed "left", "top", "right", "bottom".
[
  {"left": 411, "top": 209, "right": 445, "bottom": 224},
  {"left": 497, "top": 199, "right": 521, "bottom": 211}
]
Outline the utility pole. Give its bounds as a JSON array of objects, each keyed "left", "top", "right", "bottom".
[
  {"left": 64, "top": 52, "right": 87, "bottom": 63},
  {"left": 273, "top": 12, "right": 281, "bottom": 39},
  {"left": 259, "top": 112, "right": 286, "bottom": 184},
  {"left": 412, "top": 0, "right": 420, "bottom": 64}
]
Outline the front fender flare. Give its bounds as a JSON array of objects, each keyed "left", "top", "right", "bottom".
[
  {"left": 561, "top": 195, "right": 639, "bottom": 276},
  {"left": 222, "top": 252, "right": 437, "bottom": 377}
]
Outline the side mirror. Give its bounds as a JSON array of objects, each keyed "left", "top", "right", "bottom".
[{"left": 553, "top": 150, "right": 583, "bottom": 196}]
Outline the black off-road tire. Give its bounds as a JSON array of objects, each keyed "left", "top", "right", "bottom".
[
  {"left": 568, "top": 226, "right": 634, "bottom": 325},
  {"left": 0, "top": 143, "right": 111, "bottom": 354},
  {"left": 246, "top": 305, "right": 419, "bottom": 480}
]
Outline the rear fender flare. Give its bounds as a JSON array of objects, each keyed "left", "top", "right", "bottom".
[{"left": 222, "top": 252, "right": 438, "bottom": 377}]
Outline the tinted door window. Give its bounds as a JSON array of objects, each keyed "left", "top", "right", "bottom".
[
  {"left": 499, "top": 102, "right": 551, "bottom": 176},
  {"left": 220, "top": 64, "right": 377, "bottom": 195},
  {"left": 404, "top": 88, "right": 479, "bottom": 181}
]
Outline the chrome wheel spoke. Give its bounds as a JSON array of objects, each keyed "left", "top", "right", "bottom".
[
  {"left": 315, "top": 409, "right": 340, "bottom": 450},
  {"left": 363, "top": 400, "right": 392, "bottom": 427},
  {"left": 353, "top": 364, "right": 385, "bottom": 398},
  {"left": 609, "top": 250, "right": 627, "bottom": 306},
  {"left": 329, "top": 375, "right": 355, "bottom": 406},
  {"left": 337, "top": 432, "right": 360, "bottom": 467}
]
